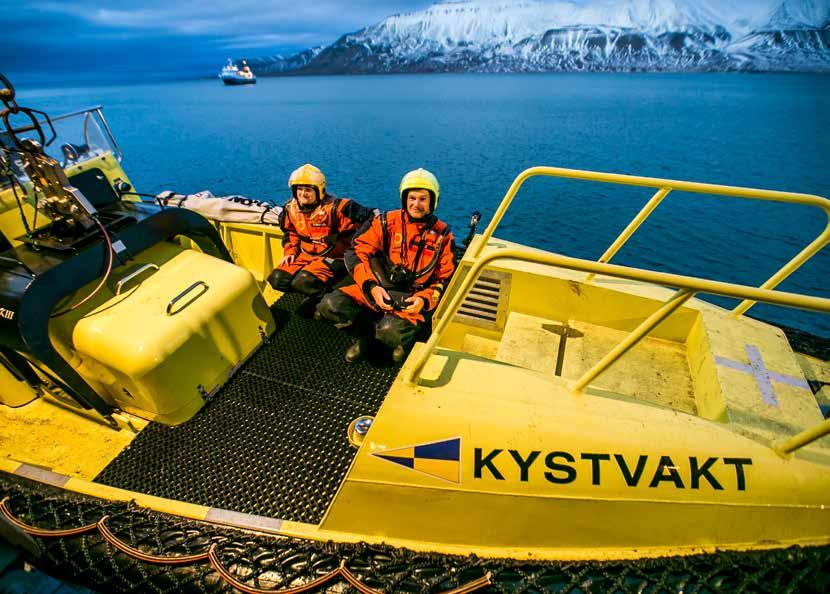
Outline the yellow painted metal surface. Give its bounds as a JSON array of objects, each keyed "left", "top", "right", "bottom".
[
  {"left": 48, "top": 242, "right": 275, "bottom": 425},
  {"left": 701, "top": 311, "right": 824, "bottom": 450},
  {"left": 0, "top": 180, "right": 49, "bottom": 244},
  {"left": 321, "top": 344, "right": 830, "bottom": 557},
  {"left": 213, "top": 220, "right": 285, "bottom": 304},
  {"left": 0, "top": 358, "right": 38, "bottom": 407},
  {"left": 796, "top": 352, "right": 830, "bottom": 411},
  {"left": 0, "top": 398, "right": 146, "bottom": 479},
  {"left": 563, "top": 318, "right": 696, "bottom": 413}
]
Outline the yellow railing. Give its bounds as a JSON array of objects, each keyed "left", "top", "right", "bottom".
[
  {"left": 404, "top": 249, "right": 830, "bottom": 454},
  {"left": 473, "top": 167, "right": 830, "bottom": 317}
]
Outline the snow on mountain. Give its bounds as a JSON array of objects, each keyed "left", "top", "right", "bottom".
[
  {"left": 764, "top": 0, "right": 830, "bottom": 29},
  {"left": 377, "top": 0, "right": 738, "bottom": 37},
  {"left": 727, "top": 0, "right": 830, "bottom": 71},
  {"left": 269, "top": 0, "right": 830, "bottom": 74},
  {"left": 241, "top": 47, "right": 323, "bottom": 75}
]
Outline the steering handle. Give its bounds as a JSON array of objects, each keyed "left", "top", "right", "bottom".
[
  {"left": 0, "top": 72, "right": 16, "bottom": 107},
  {"left": 1, "top": 106, "right": 57, "bottom": 150}
]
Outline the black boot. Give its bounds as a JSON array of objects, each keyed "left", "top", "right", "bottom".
[
  {"left": 345, "top": 338, "right": 367, "bottom": 363},
  {"left": 296, "top": 295, "right": 321, "bottom": 318},
  {"left": 391, "top": 345, "right": 406, "bottom": 364}
]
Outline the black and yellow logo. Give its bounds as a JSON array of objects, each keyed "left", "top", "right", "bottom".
[{"left": 372, "top": 437, "right": 461, "bottom": 483}]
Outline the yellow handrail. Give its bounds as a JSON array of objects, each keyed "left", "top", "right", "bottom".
[
  {"left": 405, "top": 248, "right": 830, "bottom": 451},
  {"left": 584, "top": 186, "right": 671, "bottom": 283},
  {"left": 474, "top": 167, "right": 830, "bottom": 317},
  {"left": 774, "top": 418, "right": 830, "bottom": 456},
  {"left": 408, "top": 248, "right": 830, "bottom": 385},
  {"left": 571, "top": 288, "right": 696, "bottom": 392}
]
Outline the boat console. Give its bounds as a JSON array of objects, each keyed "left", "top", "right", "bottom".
[{"left": 0, "top": 74, "right": 273, "bottom": 425}]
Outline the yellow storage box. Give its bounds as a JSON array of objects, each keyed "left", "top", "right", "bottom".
[{"left": 51, "top": 244, "right": 274, "bottom": 425}]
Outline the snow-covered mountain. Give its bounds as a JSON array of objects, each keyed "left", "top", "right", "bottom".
[
  {"left": 266, "top": 0, "right": 830, "bottom": 74},
  {"left": 242, "top": 47, "right": 323, "bottom": 75},
  {"left": 729, "top": 0, "right": 830, "bottom": 70}
]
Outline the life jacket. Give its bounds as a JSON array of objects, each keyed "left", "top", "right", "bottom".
[
  {"left": 378, "top": 210, "right": 451, "bottom": 289},
  {"left": 284, "top": 195, "right": 346, "bottom": 257}
]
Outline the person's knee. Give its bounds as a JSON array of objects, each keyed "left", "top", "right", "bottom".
[
  {"left": 267, "top": 268, "right": 293, "bottom": 291},
  {"left": 325, "top": 258, "right": 347, "bottom": 282},
  {"left": 317, "top": 291, "right": 358, "bottom": 324},
  {"left": 291, "top": 270, "right": 326, "bottom": 296},
  {"left": 375, "top": 315, "right": 417, "bottom": 348}
]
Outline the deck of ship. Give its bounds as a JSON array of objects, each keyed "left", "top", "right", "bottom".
[{"left": 94, "top": 293, "right": 401, "bottom": 524}]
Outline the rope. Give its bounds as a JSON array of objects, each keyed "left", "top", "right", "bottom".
[
  {"left": 208, "top": 543, "right": 340, "bottom": 594},
  {"left": 0, "top": 496, "right": 97, "bottom": 538},
  {"left": 50, "top": 216, "right": 114, "bottom": 318},
  {"left": 2, "top": 496, "right": 491, "bottom": 594},
  {"left": 97, "top": 515, "right": 208, "bottom": 565}
]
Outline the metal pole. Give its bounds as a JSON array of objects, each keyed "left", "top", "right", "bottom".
[
  {"left": 96, "top": 108, "right": 122, "bottom": 162},
  {"left": 774, "top": 418, "right": 830, "bottom": 456},
  {"left": 571, "top": 289, "right": 696, "bottom": 393},
  {"left": 731, "top": 224, "right": 830, "bottom": 317},
  {"left": 585, "top": 187, "right": 671, "bottom": 282}
]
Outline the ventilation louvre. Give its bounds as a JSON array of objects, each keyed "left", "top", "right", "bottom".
[{"left": 455, "top": 272, "right": 509, "bottom": 329}]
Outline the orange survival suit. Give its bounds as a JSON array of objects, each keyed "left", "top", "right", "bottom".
[
  {"left": 317, "top": 208, "right": 455, "bottom": 357},
  {"left": 268, "top": 194, "right": 373, "bottom": 296},
  {"left": 344, "top": 209, "right": 455, "bottom": 325}
]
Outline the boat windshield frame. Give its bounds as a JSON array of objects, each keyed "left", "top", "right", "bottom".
[{"left": 0, "top": 105, "right": 121, "bottom": 189}]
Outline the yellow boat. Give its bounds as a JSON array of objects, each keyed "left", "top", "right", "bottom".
[{"left": 1, "top": 74, "right": 829, "bottom": 593}]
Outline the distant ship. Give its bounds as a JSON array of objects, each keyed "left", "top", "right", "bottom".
[{"left": 219, "top": 59, "right": 256, "bottom": 85}]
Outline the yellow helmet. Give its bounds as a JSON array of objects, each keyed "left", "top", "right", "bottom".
[
  {"left": 288, "top": 163, "right": 326, "bottom": 201},
  {"left": 400, "top": 168, "right": 440, "bottom": 212}
]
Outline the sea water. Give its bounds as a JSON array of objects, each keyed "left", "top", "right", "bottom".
[{"left": 16, "top": 73, "right": 830, "bottom": 334}]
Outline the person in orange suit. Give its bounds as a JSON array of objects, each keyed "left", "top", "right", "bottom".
[
  {"left": 317, "top": 168, "right": 455, "bottom": 363},
  {"left": 267, "top": 164, "right": 373, "bottom": 313}
]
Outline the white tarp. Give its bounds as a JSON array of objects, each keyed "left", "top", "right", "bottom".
[{"left": 156, "top": 190, "right": 282, "bottom": 225}]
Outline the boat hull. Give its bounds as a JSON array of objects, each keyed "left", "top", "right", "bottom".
[
  {"left": 220, "top": 75, "right": 256, "bottom": 85},
  {"left": 2, "top": 471, "right": 828, "bottom": 594}
]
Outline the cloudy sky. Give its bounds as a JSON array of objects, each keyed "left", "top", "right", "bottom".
[
  {"left": 2, "top": 0, "right": 775, "bottom": 82},
  {"left": 1, "top": 1, "right": 433, "bottom": 81}
]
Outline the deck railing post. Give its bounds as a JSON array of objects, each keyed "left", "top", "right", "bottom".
[
  {"left": 731, "top": 223, "right": 830, "bottom": 317},
  {"left": 585, "top": 186, "right": 672, "bottom": 282},
  {"left": 773, "top": 418, "right": 830, "bottom": 456},
  {"left": 95, "top": 107, "right": 122, "bottom": 162},
  {"left": 473, "top": 168, "right": 538, "bottom": 257},
  {"left": 571, "top": 289, "right": 696, "bottom": 393}
]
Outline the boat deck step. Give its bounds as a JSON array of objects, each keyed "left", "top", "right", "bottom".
[{"left": 494, "top": 312, "right": 696, "bottom": 414}]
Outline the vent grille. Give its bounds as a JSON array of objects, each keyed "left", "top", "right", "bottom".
[{"left": 456, "top": 274, "right": 508, "bottom": 329}]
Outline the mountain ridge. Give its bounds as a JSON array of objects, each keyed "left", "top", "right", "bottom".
[{"left": 242, "top": 0, "right": 830, "bottom": 74}]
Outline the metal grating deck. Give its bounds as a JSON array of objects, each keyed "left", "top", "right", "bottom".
[{"left": 94, "top": 293, "right": 400, "bottom": 524}]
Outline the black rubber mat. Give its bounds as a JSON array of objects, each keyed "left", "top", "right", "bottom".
[{"left": 94, "top": 293, "right": 400, "bottom": 524}]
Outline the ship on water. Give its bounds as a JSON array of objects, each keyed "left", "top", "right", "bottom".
[{"left": 219, "top": 59, "right": 256, "bottom": 85}]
